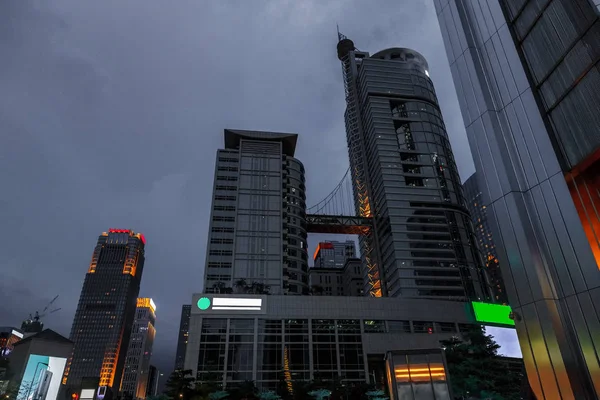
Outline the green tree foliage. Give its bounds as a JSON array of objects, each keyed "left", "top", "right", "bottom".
[
  {"left": 441, "top": 326, "right": 524, "bottom": 400},
  {"left": 164, "top": 369, "right": 196, "bottom": 400},
  {"left": 228, "top": 380, "right": 258, "bottom": 400}
]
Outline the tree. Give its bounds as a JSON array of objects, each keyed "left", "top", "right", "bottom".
[
  {"left": 164, "top": 369, "right": 195, "bottom": 400},
  {"left": 441, "top": 326, "right": 523, "bottom": 400},
  {"left": 234, "top": 279, "right": 248, "bottom": 294},
  {"left": 310, "top": 285, "right": 324, "bottom": 296},
  {"left": 229, "top": 380, "right": 257, "bottom": 400}
]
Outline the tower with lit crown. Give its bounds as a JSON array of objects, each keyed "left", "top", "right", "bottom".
[{"left": 63, "top": 229, "right": 146, "bottom": 396}]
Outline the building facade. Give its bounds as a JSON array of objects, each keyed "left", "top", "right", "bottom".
[
  {"left": 146, "top": 365, "right": 159, "bottom": 398},
  {"left": 435, "top": 1, "right": 600, "bottom": 398},
  {"left": 63, "top": 229, "right": 146, "bottom": 395},
  {"left": 174, "top": 305, "right": 191, "bottom": 371},
  {"left": 336, "top": 36, "right": 489, "bottom": 301},
  {"left": 203, "top": 129, "right": 308, "bottom": 296},
  {"left": 185, "top": 294, "right": 482, "bottom": 395},
  {"left": 463, "top": 174, "right": 507, "bottom": 304},
  {"left": 121, "top": 298, "right": 156, "bottom": 399},
  {"left": 0, "top": 327, "right": 23, "bottom": 356},
  {"left": 309, "top": 258, "right": 363, "bottom": 296},
  {"left": 313, "top": 240, "right": 356, "bottom": 269}
]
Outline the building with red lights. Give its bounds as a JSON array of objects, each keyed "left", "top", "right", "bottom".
[
  {"left": 312, "top": 240, "right": 356, "bottom": 269},
  {"left": 62, "top": 229, "right": 146, "bottom": 397}
]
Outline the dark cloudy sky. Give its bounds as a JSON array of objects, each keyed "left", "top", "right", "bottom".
[{"left": 2, "top": 0, "right": 519, "bottom": 379}]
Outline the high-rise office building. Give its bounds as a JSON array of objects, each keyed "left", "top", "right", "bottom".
[
  {"left": 336, "top": 35, "right": 489, "bottom": 301},
  {"left": 313, "top": 240, "right": 356, "bottom": 269},
  {"left": 203, "top": 129, "right": 308, "bottom": 295},
  {"left": 463, "top": 174, "right": 507, "bottom": 304},
  {"left": 63, "top": 229, "right": 146, "bottom": 395},
  {"left": 174, "top": 305, "right": 191, "bottom": 371},
  {"left": 146, "top": 365, "right": 159, "bottom": 398},
  {"left": 309, "top": 257, "right": 363, "bottom": 296},
  {"left": 121, "top": 298, "right": 156, "bottom": 400},
  {"left": 435, "top": 1, "right": 600, "bottom": 397}
]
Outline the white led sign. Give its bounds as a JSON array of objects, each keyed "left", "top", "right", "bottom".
[{"left": 197, "top": 297, "right": 263, "bottom": 312}]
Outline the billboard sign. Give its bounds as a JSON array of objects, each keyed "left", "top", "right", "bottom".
[
  {"left": 195, "top": 296, "right": 265, "bottom": 314},
  {"left": 471, "top": 302, "right": 515, "bottom": 326},
  {"left": 18, "top": 354, "right": 67, "bottom": 400}
]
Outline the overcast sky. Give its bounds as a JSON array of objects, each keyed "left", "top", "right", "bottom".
[{"left": 1, "top": 0, "right": 520, "bottom": 379}]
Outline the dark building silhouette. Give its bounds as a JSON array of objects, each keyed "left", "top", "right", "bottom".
[
  {"left": 174, "top": 305, "right": 191, "bottom": 371},
  {"left": 63, "top": 229, "right": 146, "bottom": 396}
]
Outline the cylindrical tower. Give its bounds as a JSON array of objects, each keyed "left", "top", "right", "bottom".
[
  {"left": 338, "top": 40, "right": 490, "bottom": 301},
  {"left": 283, "top": 156, "right": 309, "bottom": 294}
]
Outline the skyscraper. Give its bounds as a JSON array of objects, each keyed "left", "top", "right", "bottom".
[
  {"left": 63, "top": 229, "right": 146, "bottom": 395},
  {"left": 313, "top": 240, "right": 356, "bottom": 269},
  {"left": 121, "top": 298, "right": 156, "bottom": 400},
  {"left": 146, "top": 366, "right": 159, "bottom": 398},
  {"left": 336, "top": 35, "right": 489, "bottom": 301},
  {"left": 174, "top": 304, "right": 191, "bottom": 371},
  {"left": 435, "top": 1, "right": 600, "bottom": 397},
  {"left": 203, "top": 129, "right": 308, "bottom": 295},
  {"left": 463, "top": 174, "right": 507, "bottom": 304}
]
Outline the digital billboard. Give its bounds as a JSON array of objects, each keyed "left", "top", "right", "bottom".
[
  {"left": 18, "top": 354, "right": 67, "bottom": 400},
  {"left": 471, "top": 301, "right": 515, "bottom": 326}
]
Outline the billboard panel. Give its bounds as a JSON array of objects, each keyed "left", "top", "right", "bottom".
[{"left": 18, "top": 354, "right": 67, "bottom": 400}]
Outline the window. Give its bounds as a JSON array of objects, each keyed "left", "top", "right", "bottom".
[
  {"left": 215, "top": 185, "right": 237, "bottom": 191},
  {"left": 388, "top": 320, "right": 411, "bottom": 333},
  {"left": 363, "top": 320, "right": 386, "bottom": 333},
  {"left": 209, "top": 250, "right": 233, "bottom": 256},
  {"left": 212, "top": 216, "right": 235, "bottom": 222},
  {"left": 210, "top": 238, "right": 234, "bottom": 244},
  {"left": 214, "top": 195, "right": 236, "bottom": 201},
  {"left": 213, "top": 205, "right": 236, "bottom": 211},
  {"left": 413, "top": 321, "right": 434, "bottom": 334},
  {"left": 216, "top": 175, "right": 238, "bottom": 181}
]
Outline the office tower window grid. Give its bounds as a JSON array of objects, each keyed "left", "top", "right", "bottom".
[
  {"left": 63, "top": 230, "right": 145, "bottom": 392},
  {"left": 435, "top": 1, "right": 600, "bottom": 397},
  {"left": 463, "top": 174, "right": 508, "bottom": 304},
  {"left": 174, "top": 305, "right": 191, "bottom": 371},
  {"left": 203, "top": 130, "right": 308, "bottom": 296},
  {"left": 121, "top": 299, "right": 156, "bottom": 399},
  {"left": 337, "top": 40, "right": 489, "bottom": 301}
]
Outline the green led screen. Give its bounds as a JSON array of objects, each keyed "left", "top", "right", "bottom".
[{"left": 471, "top": 302, "right": 515, "bottom": 326}]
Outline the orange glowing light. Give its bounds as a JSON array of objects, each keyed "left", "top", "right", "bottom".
[
  {"left": 137, "top": 298, "right": 156, "bottom": 313},
  {"left": 313, "top": 242, "right": 334, "bottom": 260}
]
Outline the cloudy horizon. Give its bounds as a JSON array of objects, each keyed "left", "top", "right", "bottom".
[{"left": 2, "top": 0, "right": 520, "bottom": 379}]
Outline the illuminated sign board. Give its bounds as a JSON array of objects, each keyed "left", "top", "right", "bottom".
[
  {"left": 196, "top": 296, "right": 264, "bottom": 312},
  {"left": 471, "top": 302, "right": 515, "bottom": 326},
  {"left": 18, "top": 354, "right": 67, "bottom": 400},
  {"left": 11, "top": 330, "right": 24, "bottom": 339}
]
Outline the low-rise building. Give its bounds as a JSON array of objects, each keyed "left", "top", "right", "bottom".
[{"left": 185, "top": 294, "right": 491, "bottom": 393}]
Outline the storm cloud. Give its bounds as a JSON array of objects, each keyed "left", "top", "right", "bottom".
[{"left": 0, "top": 0, "right": 475, "bottom": 376}]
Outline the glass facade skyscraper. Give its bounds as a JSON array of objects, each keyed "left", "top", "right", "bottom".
[
  {"left": 435, "top": 1, "right": 600, "bottom": 397},
  {"left": 463, "top": 173, "right": 507, "bottom": 304},
  {"left": 63, "top": 229, "right": 146, "bottom": 395},
  {"left": 313, "top": 240, "right": 356, "bottom": 269},
  {"left": 336, "top": 37, "right": 489, "bottom": 301},
  {"left": 121, "top": 298, "right": 156, "bottom": 400},
  {"left": 174, "top": 304, "right": 191, "bottom": 371},
  {"left": 203, "top": 129, "right": 308, "bottom": 296}
]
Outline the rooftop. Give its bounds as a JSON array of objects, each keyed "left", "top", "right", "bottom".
[{"left": 224, "top": 129, "right": 298, "bottom": 157}]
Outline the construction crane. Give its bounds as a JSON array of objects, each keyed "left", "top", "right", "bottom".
[{"left": 21, "top": 295, "right": 62, "bottom": 333}]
